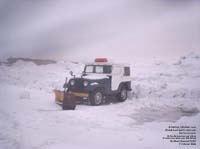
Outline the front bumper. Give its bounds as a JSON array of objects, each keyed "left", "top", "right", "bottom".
[{"left": 69, "top": 91, "right": 89, "bottom": 97}]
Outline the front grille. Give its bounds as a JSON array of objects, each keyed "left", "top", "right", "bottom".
[{"left": 69, "top": 78, "right": 84, "bottom": 92}]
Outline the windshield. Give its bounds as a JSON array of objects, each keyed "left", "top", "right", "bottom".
[{"left": 84, "top": 65, "right": 112, "bottom": 74}]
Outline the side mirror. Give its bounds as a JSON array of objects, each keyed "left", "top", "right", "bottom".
[
  {"left": 69, "top": 71, "right": 75, "bottom": 78},
  {"left": 70, "top": 71, "right": 73, "bottom": 76}
]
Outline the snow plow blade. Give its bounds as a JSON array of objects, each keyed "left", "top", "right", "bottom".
[
  {"left": 53, "top": 90, "right": 76, "bottom": 110},
  {"left": 53, "top": 90, "right": 64, "bottom": 105}
]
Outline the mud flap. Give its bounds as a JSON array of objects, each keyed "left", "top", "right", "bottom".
[{"left": 62, "top": 93, "right": 76, "bottom": 110}]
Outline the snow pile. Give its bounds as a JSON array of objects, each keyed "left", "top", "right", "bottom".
[
  {"left": 0, "top": 54, "right": 200, "bottom": 102},
  {"left": 0, "top": 54, "right": 200, "bottom": 107},
  {"left": 0, "top": 60, "right": 84, "bottom": 93},
  {"left": 174, "top": 53, "right": 200, "bottom": 66},
  {"left": 131, "top": 53, "right": 200, "bottom": 101}
]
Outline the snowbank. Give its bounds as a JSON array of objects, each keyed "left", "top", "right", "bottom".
[
  {"left": 0, "top": 54, "right": 200, "bottom": 107},
  {"left": 0, "top": 60, "right": 84, "bottom": 93},
  {"left": 131, "top": 53, "right": 200, "bottom": 101}
]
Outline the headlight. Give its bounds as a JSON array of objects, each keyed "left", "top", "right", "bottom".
[
  {"left": 70, "top": 80, "right": 75, "bottom": 86},
  {"left": 83, "top": 81, "right": 89, "bottom": 86}
]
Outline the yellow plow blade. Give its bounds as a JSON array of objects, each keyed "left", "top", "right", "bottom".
[{"left": 53, "top": 90, "right": 64, "bottom": 103}]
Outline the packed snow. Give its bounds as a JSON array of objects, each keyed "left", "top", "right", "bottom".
[{"left": 0, "top": 53, "right": 200, "bottom": 149}]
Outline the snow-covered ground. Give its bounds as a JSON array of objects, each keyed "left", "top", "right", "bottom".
[{"left": 0, "top": 54, "right": 200, "bottom": 149}]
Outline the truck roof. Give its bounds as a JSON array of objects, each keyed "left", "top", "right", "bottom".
[{"left": 85, "top": 62, "right": 130, "bottom": 67}]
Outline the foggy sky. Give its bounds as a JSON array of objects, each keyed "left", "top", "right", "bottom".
[{"left": 0, "top": 0, "right": 200, "bottom": 63}]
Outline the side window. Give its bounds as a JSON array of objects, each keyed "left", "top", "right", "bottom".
[
  {"left": 103, "top": 65, "right": 112, "bottom": 73},
  {"left": 85, "top": 66, "right": 93, "bottom": 73},
  {"left": 124, "top": 67, "right": 130, "bottom": 76}
]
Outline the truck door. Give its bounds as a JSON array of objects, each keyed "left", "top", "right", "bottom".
[{"left": 111, "top": 65, "right": 123, "bottom": 91}]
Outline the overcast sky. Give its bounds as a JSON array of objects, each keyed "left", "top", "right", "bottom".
[{"left": 0, "top": 0, "right": 199, "bottom": 63}]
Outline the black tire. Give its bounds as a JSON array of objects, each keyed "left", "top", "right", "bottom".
[
  {"left": 117, "top": 87, "right": 128, "bottom": 102},
  {"left": 89, "top": 89, "right": 104, "bottom": 106},
  {"left": 62, "top": 93, "right": 76, "bottom": 110}
]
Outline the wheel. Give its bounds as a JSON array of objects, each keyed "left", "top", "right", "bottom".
[
  {"left": 89, "top": 89, "right": 104, "bottom": 106},
  {"left": 117, "top": 87, "right": 127, "bottom": 102}
]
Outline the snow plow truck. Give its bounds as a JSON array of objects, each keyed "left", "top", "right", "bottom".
[{"left": 54, "top": 58, "right": 132, "bottom": 110}]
